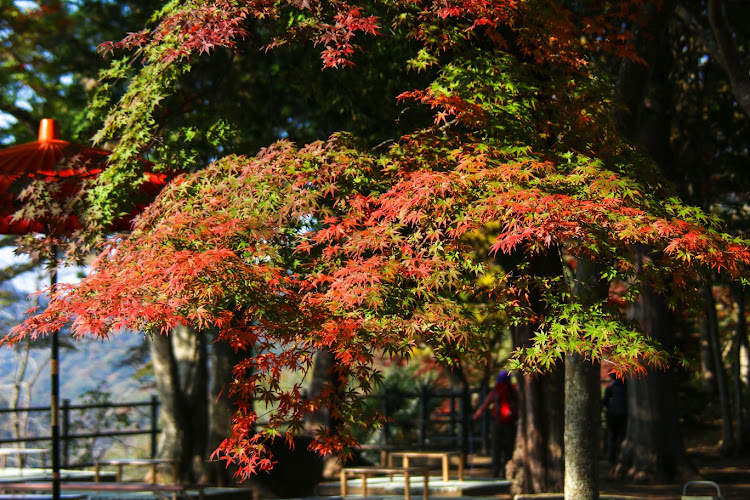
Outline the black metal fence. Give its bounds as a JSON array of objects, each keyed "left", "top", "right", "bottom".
[
  {"left": 0, "top": 387, "right": 496, "bottom": 468},
  {"left": 0, "top": 395, "right": 160, "bottom": 469},
  {"left": 363, "top": 386, "right": 494, "bottom": 456}
]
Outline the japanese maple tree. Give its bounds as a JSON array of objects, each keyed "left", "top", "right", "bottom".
[{"left": 6, "top": 0, "right": 750, "bottom": 493}]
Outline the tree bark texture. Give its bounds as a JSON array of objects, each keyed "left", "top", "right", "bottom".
[
  {"left": 616, "top": 0, "right": 677, "bottom": 142},
  {"left": 702, "top": 284, "right": 735, "bottom": 453},
  {"left": 149, "top": 325, "right": 209, "bottom": 482},
  {"left": 506, "top": 252, "right": 565, "bottom": 496},
  {"left": 617, "top": 279, "right": 693, "bottom": 482},
  {"left": 204, "top": 335, "right": 246, "bottom": 485},
  {"left": 707, "top": 0, "right": 750, "bottom": 117},
  {"left": 730, "top": 286, "right": 746, "bottom": 452},
  {"left": 564, "top": 352, "right": 600, "bottom": 500},
  {"left": 700, "top": 313, "right": 718, "bottom": 394},
  {"left": 613, "top": 0, "right": 699, "bottom": 482},
  {"left": 305, "top": 348, "right": 336, "bottom": 433},
  {"left": 507, "top": 328, "right": 564, "bottom": 496},
  {"left": 562, "top": 256, "right": 606, "bottom": 500}
]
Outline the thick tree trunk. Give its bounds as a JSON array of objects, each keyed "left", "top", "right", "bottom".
[
  {"left": 149, "top": 325, "right": 209, "bottom": 482},
  {"left": 306, "top": 347, "right": 347, "bottom": 472},
  {"left": 507, "top": 329, "right": 564, "bottom": 496},
  {"left": 700, "top": 314, "right": 718, "bottom": 394},
  {"left": 11, "top": 341, "right": 32, "bottom": 443},
  {"left": 203, "top": 335, "right": 246, "bottom": 485},
  {"left": 506, "top": 252, "right": 565, "bottom": 496},
  {"left": 616, "top": 1, "right": 677, "bottom": 141},
  {"left": 306, "top": 348, "right": 336, "bottom": 433},
  {"left": 617, "top": 279, "right": 693, "bottom": 482},
  {"left": 702, "top": 284, "right": 735, "bottom": 453},
  {"left": 741, "top": 301, "right": 750, "bottom": 423},
  {"left": 730, "top": 285, "right": 745, "bottom": 452},
  {"left": 707, "top": 0, "right": 750, "bottom": 117},
  {"left": 564, "top": 352, "right": 600, "bottom": 500},
  {"left": 612, "top": 0, "right": 696, "bottom": 482},
  {"left": 562, "top": 256, "right": 605, "bottom": 499}
]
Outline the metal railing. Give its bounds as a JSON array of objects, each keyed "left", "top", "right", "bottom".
[
  {"left": 0, "top": 395, "right": 160, "bottom": 469},
  {"left": 0, "top": 387, "right": 496, "bottom": 468},
  {"left": 364, "top": 386, "right": 493, "bottom": 456}
]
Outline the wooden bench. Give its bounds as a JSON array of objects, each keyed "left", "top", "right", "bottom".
[
  {"left": 0, "top": 449, "right": 48, "bottom": 471},
  {"left": 357, "top": 444, "right": 395, "bottom": 466},
  {"left": 0, "top": 481, "right": 207, "bottom": 500},
  {"left": 0, "top": 495, "right": 87, "bottom": 500},
  {"left": 387, "top": 451, "right": 464, "bottom": 482},
  {"left": 94, "top": 458, "right": 177, "bottom": 484},
  {"left": 340, "top": 466, "right": 429, "bottom": 500}
]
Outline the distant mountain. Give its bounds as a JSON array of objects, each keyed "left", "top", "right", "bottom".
[
  {"left": 0, "top": 253, "right": 155, "bottom": 408},
  {"left": 0, "top": 332, "right": 155, "bottom": 408}
]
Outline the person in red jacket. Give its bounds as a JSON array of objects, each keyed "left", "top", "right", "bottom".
[{"left": 473, "top": 370, "right": 518, "bottom": 478}]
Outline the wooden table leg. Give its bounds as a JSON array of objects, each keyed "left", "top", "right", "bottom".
[
  {"left": 458, "top": 454, "right": 464, "bottom": 481},
  {"left": 95, "top": 463, "right": 101, "bottom": 482},
  {"left": 360, "top": 472, "right": 368, "bottom": 497},
  {"left": 423, "top": 471, "right": 429, "bottom": 500},
  {"left": 151, "top": 463, "right": 158, "bottom": 484},
  {"left": 404, "top": 470, "right": 410, "bottom": 500},
  {"left": 442, "top": 455, "right": 448, "bottom": 482},
  {"left": 340, "top": 470, "right": 348, "bottom": 497}
]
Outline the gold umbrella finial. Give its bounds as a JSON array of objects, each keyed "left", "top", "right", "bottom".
[{"left": 38, "top": 118, "right": 60, "bottom": 142}]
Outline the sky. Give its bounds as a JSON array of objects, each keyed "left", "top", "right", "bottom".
[{"left": 0, "top": 245, "right": 85, "bottom": 295}]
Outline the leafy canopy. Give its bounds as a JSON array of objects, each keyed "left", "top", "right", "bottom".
[{"left": 7, "top": 0, "right": 750, "bottom": 478}]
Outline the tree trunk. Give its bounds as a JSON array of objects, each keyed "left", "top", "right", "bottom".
[
  {"left": 149, "top": 325, "right": 209, "bottom": 482},
  {"left": 564, "top": 352, "right": 600, "bottom": 500},
  {"left": 742, "top": 306, "right": 750, "bottom": 414},
  {"left": 562, "top": 256, "right": 605, "bottom": 500},
  {"left": 12, "top": 340, "right": 31, "bottom": 444},
  {"left": 203, "top": 334, "right": 246, "bottom": 485},
  {"left": 612, "top": 0, "right": 698, "bottom": 482},
  {"left": 707, "top": 0, "right": 750, "bottom": 117},
  {"left": 700, "top": 313, "right": 718, "bottom": 394},
  {"left": 617, "top": 278, "right": 693, "bottom": 482},
  {"left": 507, "top": 327, "right": 564, "bottom": 496},
  {"left": 616, "top": 1, "right": 677, "bottom": 141},
  {"left": 506, "top": 252, "right": 565, "bottom": 496},
  {"left": 731, "top": 285, "right": 745, "bottom": 452},
  {"left": 305, "top": 348, "right": 336, "bottom": 433},
  {"left": 702, "top": 284, "right": 735, "bottom": 453}
]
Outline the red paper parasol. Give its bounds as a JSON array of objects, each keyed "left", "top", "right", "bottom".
[
  {"left": 0, "top": 119, "right": 169, "bottom": 500},
  {"left": 0, "top": 118, "right": 168, "bottom": 234}
]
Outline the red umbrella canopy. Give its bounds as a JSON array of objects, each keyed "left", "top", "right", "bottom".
[{"left": 0, "top": 119, "right": 168, "bottom": 234}]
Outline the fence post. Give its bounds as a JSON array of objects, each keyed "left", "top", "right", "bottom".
[
  {"left": 380, "top": 389, "right": 390, "bottom": 447},
  {"left": 460, "top": 388, "right": 470, "bottom": 457},
  {"left": 450, "top": 392, "right": 457, "bottom": 436},
  {"left": 418, "top": 386, "right": 428, "bottom": 448},
  {"left": 150, "top": 395, "right": 159, "bottom": 458},
  {"left": 479, "top": 385, "right": 489, "bottom": 454},
  {"left": 61, "top": 399, "right": 71, "bottom": 468}
]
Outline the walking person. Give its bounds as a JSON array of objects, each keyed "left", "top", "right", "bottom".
[
  {"left": 473, "top": 370, "right": 518, "bottom": 478},
  {"left": 602, "top": 373, "right": 627, "bottom": 465}
]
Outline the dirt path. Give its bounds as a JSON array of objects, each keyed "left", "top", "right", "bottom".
[{"left": 598, "top": 444, "right": 750, "bottom": 500}]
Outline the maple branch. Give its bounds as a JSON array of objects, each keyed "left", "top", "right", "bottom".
[
  {"left": 707, "top": 0, "right": 750, "bottom": 116},
  {"left": 674, "top": 1, "right": 750, "bottom": 116},
  {"left": 0, "top": 101, "right": 37, "bottom": 137},
  {"left": 438, "top": 118, "right": 459, "bottom": 132}
]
